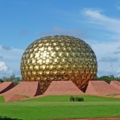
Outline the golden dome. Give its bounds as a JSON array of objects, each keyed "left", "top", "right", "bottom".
[{"left": 21, "top": 35, "right": 97, "bottom": 93}]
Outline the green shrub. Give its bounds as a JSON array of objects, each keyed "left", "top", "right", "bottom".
[{"left": 70, "top": 96, "right": 84, "bottom": 102}]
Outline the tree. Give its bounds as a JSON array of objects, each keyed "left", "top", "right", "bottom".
[
  {"left": 2, "top": 74, "right": 22, "bottom": 84},
  {"left": 97, "top": 75, "right": 117, "bottom": 83},
  {"left": 0, "top": 79, "right": 3, "bottom": 82}
]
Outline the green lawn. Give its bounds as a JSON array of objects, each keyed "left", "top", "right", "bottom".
[
  {"left": 0, "top": 95, "right": 120, "bottom": 120},
  {"left": 0, "top": 96, "right": 4, "bottom": 103}
]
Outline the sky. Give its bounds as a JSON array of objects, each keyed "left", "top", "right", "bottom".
[{"left": 0, "top": 0, "right": 120, "bottom": 78}]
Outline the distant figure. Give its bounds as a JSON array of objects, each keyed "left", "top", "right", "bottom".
[{"left": 70, "top": 96, "right": 74, "bottom": 101}]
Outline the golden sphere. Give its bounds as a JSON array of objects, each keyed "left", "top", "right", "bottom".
[{"left": 21, "top": 35, "right": 97, "bottom": 93}]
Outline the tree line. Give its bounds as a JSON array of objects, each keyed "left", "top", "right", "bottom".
[
  {"left": 97, "top": 75, "right": 120, "bottom": 83},
  {"left": 0, "top": 74, "right": 22, "bottom": 84},
  {"left": 0, "top": 74, "right": 120, "bottom": 84}
]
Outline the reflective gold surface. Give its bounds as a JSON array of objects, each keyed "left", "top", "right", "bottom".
[{"left": 21, "top": 35, "right": 97, "bottom": 93}]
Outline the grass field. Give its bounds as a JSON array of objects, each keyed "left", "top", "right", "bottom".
[{"left": 0, "top": 95, "right": 120, "bottom": 120}]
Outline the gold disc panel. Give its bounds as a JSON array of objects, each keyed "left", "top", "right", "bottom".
[{"left": 21, "top": 35, "right": 97, "bottom": 93}]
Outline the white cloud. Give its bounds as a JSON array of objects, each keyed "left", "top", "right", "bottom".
[
  {"left": 0, "top": 45, "right": 24, "bottom": 60},
  {"left": 0, "top": 61, "right": 13, "bottom": 78},
  {"left": 117, "top": 2, "right": 120, "bottom": 10},
  {"left": 117, "top": 5, "right": 120, "bottom": 10},
  {"left": 83, "top": 8, "right": 120, "bottom": 24},
  {"left": 99, "top": 57, "right": 118, "bottom": 63},
  {"left": 91, "top": 42, "right": 120, "bottom": 77},
  {"left": 82, "top": 9, "right": 120, "bottom": 77},
  {"left": 0, "top": 61, "right": 7, "bottom": 71},
  {"left": 0, "top": 45, "right": 24, "bottom": 77},
  {"left": 82, "top": 9, "right": 120, "bottom": 41}
]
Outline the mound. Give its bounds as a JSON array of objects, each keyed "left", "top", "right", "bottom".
[
  {"left": 0, "top": 82, "right": 15, "bottom": 94},
  {"left": 2, "top": 81, "right": 41, "bottom": 102},
  {"left": 110, "top": 81, "right": 120, "bottom": 90},
  {"left": 85, "top": 81, "right": 120, "bottom": 96},
  {"left": 44, "top": 81, "right": 84, "bottom": 95},
  {"left": 4, "top": 94, "right": 27, "bottom": 102}
]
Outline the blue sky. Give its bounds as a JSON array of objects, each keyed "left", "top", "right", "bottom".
[{"left": 0, "top": 0, "right": 120, "bottom": 78}]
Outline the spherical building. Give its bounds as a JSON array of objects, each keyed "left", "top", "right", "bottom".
[{"left": 21, "top": 35, "right": 97, "bottom": 93}]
